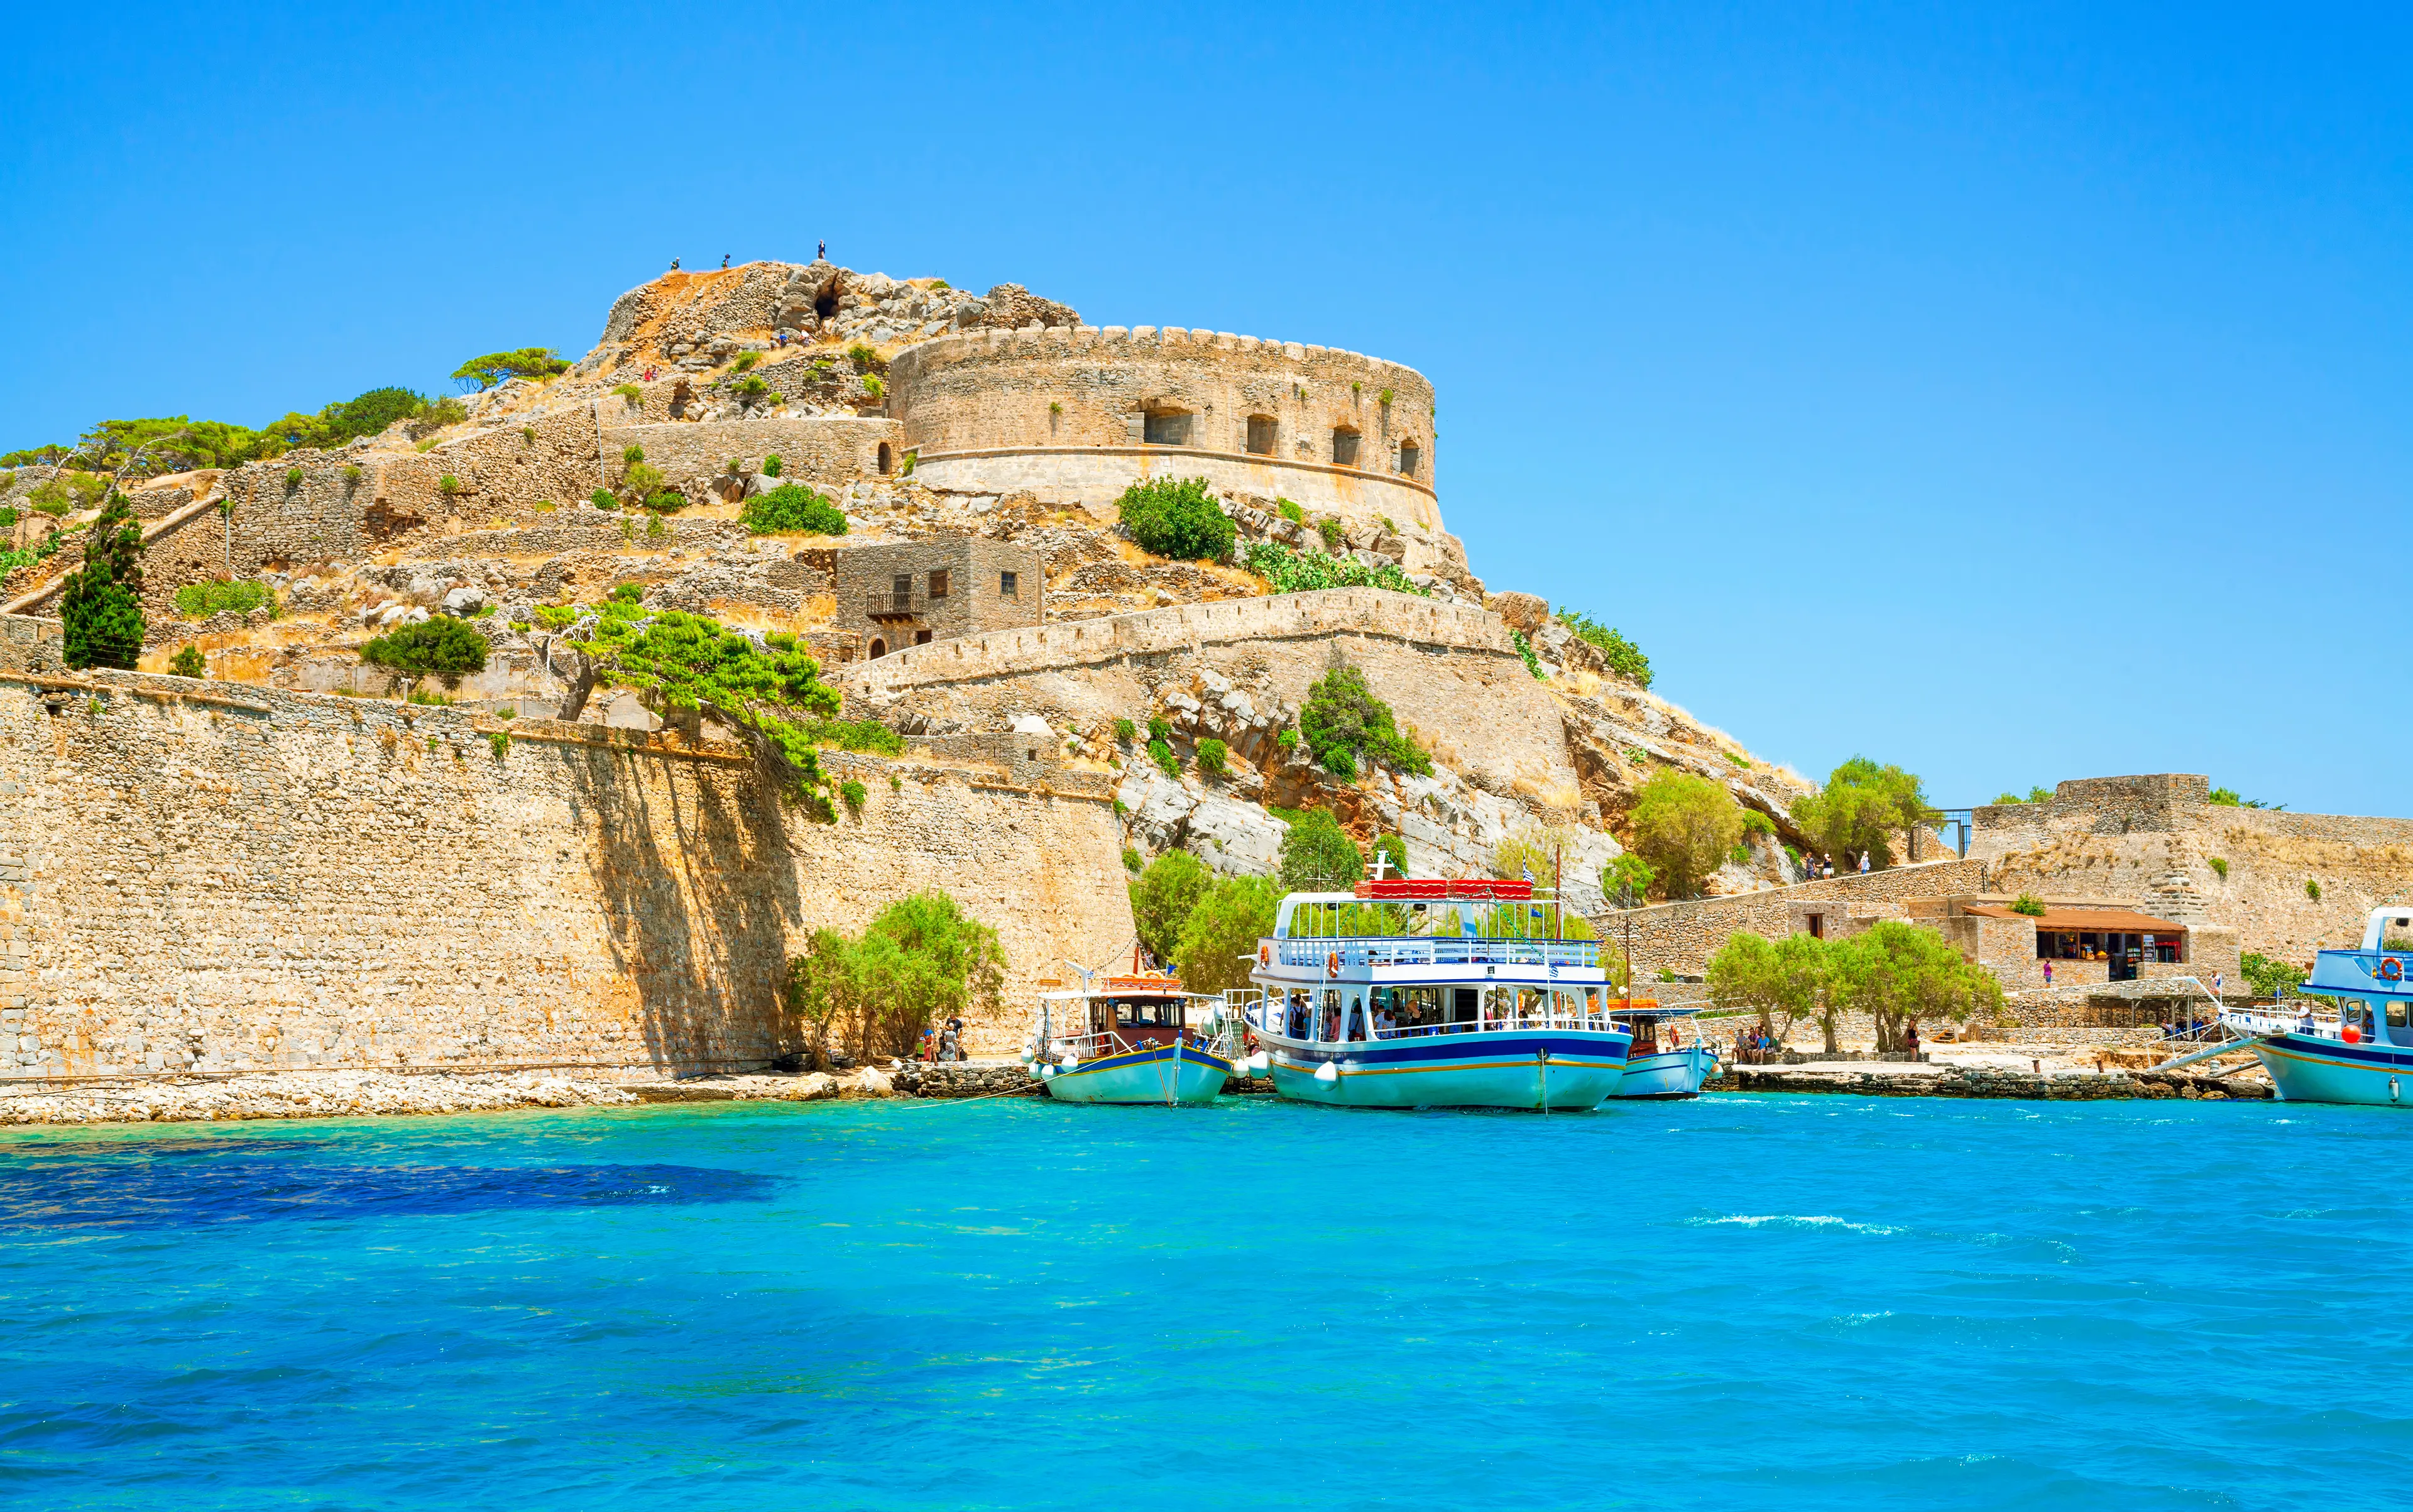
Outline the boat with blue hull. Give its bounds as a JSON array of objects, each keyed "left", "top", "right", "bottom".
[
  {"left": 2222, "top": 907, "right": 2413, "bottom": 1106},
  {"left": 1604, "top": 1002, "right": 1719, "bottom": 1100},
  {"left": 1024, "top": 972, "right": 1245, "bottom": 1105},
  {"left": 1244, "top": 879, "right": 1632, "bottom": 1110}
]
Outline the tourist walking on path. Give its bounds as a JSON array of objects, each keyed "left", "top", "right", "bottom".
[
  {"left": 2044, "top": 960, "right": 2054, "bottom": 987},
  {"left": 1858, "top": 852, "right": 1870, "bottom": 874}
]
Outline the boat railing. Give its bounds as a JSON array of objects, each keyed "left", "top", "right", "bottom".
[
  {"left": 1266, "top": 936, "right": 1602, "bottom": 972},
  {"left": 2223, "top": 1007, "right": 2336, "bottom": 1039},
  {"left": 1261, "top": 1009, "right": 1626, "bottom": 1044},
  {"left": 2312, "top": 950, "right": 2413, "bottom": 987}
]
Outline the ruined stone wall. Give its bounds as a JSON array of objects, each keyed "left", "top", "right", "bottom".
[
  {"left": 887, "top": 325, "right": 1442, "bottom": 532},
  {"left": 1971, "top": 775, "right": 2413, "bottom": 962},
  {"left": 601, "top": 417, "right": 900, "bottom": 500},
  {"left": 0, "top": 667, "right": 1133, "bottom": 1078},
  {"left": 1592, "top": 860, "right": 1991, "bottom": 977}
]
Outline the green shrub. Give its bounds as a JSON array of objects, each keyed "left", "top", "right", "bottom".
[
  {"left": 840, "top": 779, "right": 867, "bottom": 815},
  {"left": 1373, "top": 833, "right": 1407, "bottom": 877},
  {"left": 0, "top": 507, "right": 15, "bottom": 529},
  {"left": 1113, "top": 717, "right": 1137, "bottom": 743},
  {"left": 437, "top": 474, "right": 463, "bottom": 496},
  {"left": 61, "top": 491, "right": 143, "bottom": 671},
  {"left": 1149, "top": 738, "right": 1179, "bottom": 777},
  {"left": 1147, "top": 715, "right": 1171, "bottom": 743},
  {"left": 1740, "top": 809, "right": 1775, "bottom": 838},
  {"left": 532, "top": 500, "right": 554, "bottom": 513},
  {"left": 1380, "top": 515, "right": 1398, "bottom": 534},
  {"left": 2209, "top": 857, "right": 2229, "bottom": 880},
  {"left": 623, "top": 444, "right": 645, "bottom": 464},
  {"left": 1725, "top": 751, "right": 1751, "bottom": 769},
  {"left": 738, "top": 376, "right": 768, "bottom": 397},
  {"left": 1315, "top": 515, "right": 1345, "bottom": 552},
  {"left": 1275, "top": 728, "right": 1297, "bottom": 752},
  {"left": 1279, "top": 808, "right": 1364, "bottom": 893},
  {"left": 645, "top": 512, "right": 667, "bottom": 539},
  {"left": 1275, "top": 498, "right": 1305, "bottom": 525},
  {"left": 1240, "top": 542, "right": 1426, "bottom": 598},
  {"left": 488, "top": 731, "right": 512, "bottom": 760},
  {"left": 1124, "top": 845, "right": 1144, "bottom": 874},
  {"left": 621, "top": 462, "right": 664, "bottom": 497},
  {"left": 173, "top": 578, "right": 278, "bottom": 620},
  {"left": 612, "top": 383, "right": 643, "bottom": 407},
  {"left": 762, "top": 454, "right": 784, "bottom": 478},
  {"left": 342, "top": 464, "right": 363, "bottom": 483},
  {"left": 1553, "top": 610, "right": 1653, "bottom": 688},
  {"left": 1377, "top": 386, "right": 1394, "bottom": 405},
  {"left": 733, "top": 353, "right": 758, "bottom": 373},
  {"left": 847, "top": 343, "right": 881, "bottom": 369},
  {"left": 450, "top": 348, "right": 569, "bottom": 390},
  {"left": 889, "top": 774, "right": 902, "bottom": 791},
  {"left": 284, "top": 467, "right": 304, "bottom": 490},
  {"left": 740, "top": 483, "right": 848, "bottom": 536},
  {"left": 360, "top": 615, "right": 491, "bottom": 683},
  {"left": 643, "top": 490, "right": 686, "bottom": 513},
  {"left": 1511, "top": 629, "right": 1544, "bottom": 679},
  {"left": 168, "top": 644, "right": 205, "bottom": 678},
  {"left": 860, "top": 374, "right": 884, "bottom": 400},
  {"left": 589, "top": 488, "right": 618, "bottom": 510},
  {"left": 407, "top": 688, "right": 451, "bottom": 706},
  {"left": 2306, "top": 879, "right": 2322, "bottom": 901},
  {"left": 522, "top": 426, "right": 537, "bottom": 444},
  {"left": 1115, "top": 476, "right": 1235, "bottom": 562},
  {"left": 1298, "top": 665, "right": 1430, "bottom": 779},
  {"left": 1196, "top": 737, "right": 1228, "bottom": 775},
  {"left": 2011, "top": 893, "right": 2047, "bottom": 917},
  {"left": 610, "top": 583, "right": 643, "bottom": 604},
  {"left": 2242, "top": 952, "right": 2306, "bottom": 999}
]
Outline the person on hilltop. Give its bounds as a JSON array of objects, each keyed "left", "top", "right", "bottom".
[
  {"left": 670, "top": 257, "right": 681, "bottom": 271},
  {"left": 721, "top": 253, "right": 731, "bottom": 269},
  {"left": 818, "top": 239, "right": 827, "bottom": 260}
]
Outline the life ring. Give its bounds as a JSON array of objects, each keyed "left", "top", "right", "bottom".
[
  {"left": 1259, "top": 943, "right": 1271, "bottom": 967},
  {"left": 2384, "top": 958, "right": 2405, "bottom": 982},
  {"left": 1325, "top": 950, "right": 1342, "bottom": 979}
]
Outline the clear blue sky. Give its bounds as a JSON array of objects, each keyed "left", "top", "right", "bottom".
[{"left": 6, "top": 3, "right": 2405, "bottom": 816}]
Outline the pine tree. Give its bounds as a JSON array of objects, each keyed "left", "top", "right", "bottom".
[{"left": 61, "top": 490, "right": 145, "bottom": 670}]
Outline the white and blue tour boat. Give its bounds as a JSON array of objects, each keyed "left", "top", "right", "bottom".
[
  {"left": 2218, "top": 907, "right": 2413, "bottom": 1106},
  {"left": 1024, "top": 968, "right": 1247, "bottom": 1105},
  {"left": 1604, "top": 1000, "right": 1720, "bottom": 1099},
  {"left": 1244, "top": 879, "right": 1633, "bottom": 1110}
]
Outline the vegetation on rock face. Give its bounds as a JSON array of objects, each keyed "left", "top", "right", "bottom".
[
  {"left": 1279, "top": 807, "right": 1364, "bottom": 893},
  {"left": 168, "top": 644, "right": 206, "bottom": 678},
  {"left": 2208, "top": 786, "right": 2281, "bottom": 810},
  {"left": 1148, "top": 738, "right": 1179, "bottom": 777},
  {"left": 740, "top": 483, "right": 848, "bottom": 536},
  {"left": 174, "top": 578, "right": 278, "bottom": 620},
  {"left": 451, "top": 348, "right": 570, "bottom": 392},
  {"left": 8, "top": 388, "right": 470, "bottom": 478},
  {"left": 1174, "top": 875, "right": 1281, "bottom": 995},
  {"left": 1115, "top": 476, "right": 1234, "bottom": 562},
  {"left": 60, "top": 491, "right": 144, "bottom": 671},
  {"left": 1240, "top": 541, "right": 1425, "bottom": 598},
  {"left": 1130, "top": 850, "right": 1211, "bottom": 965},
  {"left": 1991, "top": 786, "right": 2055, "bottom": 805},
  {"left": 2010, "top": 893, "right": 2047, "bottom": 917},
  {"left": 1296, "top": 665, "right": 1431, "bottom": 781},
  {"left": 1790, "top": 757, "right": 1938, "bottom": 872},
  {"left": 782, "top": 891, "right": 1006, "bottom": 1067},
  {"left": 1628, "top": 770, "right": 1744, "bottom": 901},
  {"left": 360, "top": 615, "right": 491, "bottom": 684},
  {"left": 1195, "top": 737, "right": 1228, "bottom": 775},
  {"left": 1553, "top": 610, "right": 1651, "bottom": 688},
  {"left": 1511, "top": 628, "right": 1544, "bottom": 679}
]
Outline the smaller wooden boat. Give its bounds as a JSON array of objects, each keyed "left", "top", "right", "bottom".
[
  {"left": 1022, "top": 970, "right": 1247, "bottom": 1105},
  {"left": 1602, "top": 1000, "right": 1719, "bottom": 1099}
]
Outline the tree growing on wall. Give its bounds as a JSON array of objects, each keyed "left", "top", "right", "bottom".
[
  {"left": 60, "top": 490, "right": 144, "bottom": 670},
  {"left": 1115, "top": 476, "right": 1235, "bottom": 562},
  {"left": 451, "top": 348, "right": 572, "bottom": 392},
  {"left": 360, "top": 615, "right": 492, "bottom": 685},
  {"left": 1628, "top": 771, "right": 1743, "bottom": 901},
  {"left": 1790, "top": 757, "right": 1939, "bottom": 872},
  {"left": 1297, "top": 665, "right": 1431, "bottom": 781}
]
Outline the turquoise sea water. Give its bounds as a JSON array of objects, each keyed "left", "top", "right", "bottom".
[{"left": 3, "top": 1093, "right": 2409, "bottom": 1510}]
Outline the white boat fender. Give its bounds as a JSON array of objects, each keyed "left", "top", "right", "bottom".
[
  {"left": 1314, "top": 1061, "right": 1339, "bottom": 1083},
  {"left": 1059, "top": 1051, "right": 1080, "bottom": 1068},
  {"left": 1039, "top": 1063, "right": 1057, "bottom": 1080},
  {"left": 1247, "top": 1051, "right": 1271, "bottom": 1076},
  {"left": 1027, "top": 1062, "right": 1045, "bottom": 1080}
]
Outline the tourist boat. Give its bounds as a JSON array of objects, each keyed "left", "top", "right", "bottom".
[
  {"left": 1022, "top": 968, "right": 1247, "bottom": 1105},
  {"left": 2215, "top": 907, "right": 2413, "bottom": 1105},
  {"left": 1244, "top": 879, "right": 1633, "bottom": 1110},
  {"left": 1603, "top": 1000, "right": 1719, "bottom": 1100}
]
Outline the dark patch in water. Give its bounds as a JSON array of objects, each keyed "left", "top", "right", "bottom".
[{"left": 0, "top": 1146, "right": 775, "bottom": 1231}]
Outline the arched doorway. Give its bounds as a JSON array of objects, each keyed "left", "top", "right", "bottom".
[
  {"left": 877, "top": 442, "right": 893, "bottom": 474},
  {"left": 868, "top": 637, "right": 887, "bottom": 659}
]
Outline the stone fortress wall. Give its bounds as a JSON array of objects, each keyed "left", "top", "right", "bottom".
[
  {"left": 0, "top": 662, "right": 1135, "bottom": 1078},
  {"left": 886, "top": 324, "right": 1442, "bottom": 532}
]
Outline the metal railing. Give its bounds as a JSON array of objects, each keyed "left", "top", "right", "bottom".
[
  {"left": 867, "top": 590, "right": 934, "bottom": 616},
  {"left": 1269, "top": 937, "right": 1600, "bottom": 972},
  {"left": 1256, "top": 1008, "right": 1624, "bottom": 1046}
]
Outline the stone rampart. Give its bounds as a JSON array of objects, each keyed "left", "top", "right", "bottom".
[
  {"left": 0, "top": 667, "right": 1132, "bottom": 1080},
  {"left": 601, "top": 416, "right": 899, "bottom": 498},
  {"left": 1592, "top": 859, "right": 1991, "bottom": 976},
  {"left": 887, "top": 324, "right": 1441, "bottom": 531},
  {"left": 1971, "top": 774, "right": 2413, "bottom": 961}
]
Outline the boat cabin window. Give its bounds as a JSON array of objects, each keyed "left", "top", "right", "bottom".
[{"left": 1113, "top": 999, "right": 1183, "bottom": 1029}]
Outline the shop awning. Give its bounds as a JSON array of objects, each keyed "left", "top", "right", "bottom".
[{"left": 1964, "top": 906, "right": 2188, "bottom": 934}]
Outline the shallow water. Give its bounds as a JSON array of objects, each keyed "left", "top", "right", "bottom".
[{"left": 1, "top": 1093, "right": 2406, "bottom": 1509}]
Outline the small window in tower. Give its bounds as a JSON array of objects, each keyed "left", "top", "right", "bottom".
[
  {"left": 914, "top": 630, "right": 933, "bottom": 645},
  {"left": 1000, "top": 569, "right": 1019, "bottom": 598},
  {"left": 868, "top": 637, "right": 887, "bottom": 659},
  {"left": 1332, "top": 427, "right": 1360, "bottom": 467},
  {"left": 1398, "top": 440, "right": 1421, "bottom": 477},
  {"left": 1246, "top": 415, "right": 1276, "bottom": 456},
  {"left": 928, "top": 569, "right": 949, "bottom": 600}
]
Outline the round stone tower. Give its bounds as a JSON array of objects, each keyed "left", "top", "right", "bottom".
[{"left": 885, "top": 324, "right": 1440, "bottom": 532}]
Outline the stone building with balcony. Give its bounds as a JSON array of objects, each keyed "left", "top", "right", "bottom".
[{"left": 829, "top": 537, "right": 1043, "bottom": 659}]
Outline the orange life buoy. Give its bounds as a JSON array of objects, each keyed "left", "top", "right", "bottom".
[
  {"left": 1325, "top": 950, "right": 1342, "bottom": 979},
  {"left": 1259, "top": 943, "right": 1271, "bottom": 967},
  {"left": 2384, "top": 958, "right": 2405, "bottom": 982}
]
